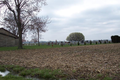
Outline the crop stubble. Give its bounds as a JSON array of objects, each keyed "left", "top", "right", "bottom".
[{"left": 0, "top": 43, "right": 120, "bottom": 78}]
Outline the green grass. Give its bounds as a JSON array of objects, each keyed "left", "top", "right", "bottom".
[
  {"left": 2, "top": 65, "right": 24, "bottom": 73},
  {"left": 119, "top": 64, "right": 120, "bottom": 68},
  {"left": 0, "top": 43, "right": 112, "bottom": 51},
  {"left": 72, "top": 69, "right": 76, "bottom": 73},
  {"left": 0, "top": 66, "right": 6, "bottom": 72},
  {"left": 103, "top": 77, "right": 112, "bottom": 80},
  {"left": 5, "top": 65, "right": 15, "bottom": 69},
  {"left": 79, "top": 78, "right": 85, "bottom": 80},
  {"left": 0, "top": 65, "right": 115, "bottom": 80},
  {"left": 0, "top": 65, "right": 63, "bottom": 80},
  {"left": 28, "top": 68, "right": 62, "bottom": 79},
  {"left": 88, "top": 78, "right": 96, "bottom": 80},
  {"left": 0, "top": 46, "right": 18, "bottom": 51},
  {"left": 0, "top": 44, "right": 71, "bottom": 51},
  {"left": 19, "top": 69, "right": 32, "bottom": 77},
  {"left": 0, "top": 74, "right": 32, "bottom": 80},
  {"left": 12, "top": 66, "right": 25, "bottom": 73},
  {"left": 78, "top": 77, "right": 112, "bottom": 80},
  {"left": 24, "top": 44, "right": 71, "bottom": 49},
  {"left": 97, "top": 74, "right": 103, "bottom": 78}
]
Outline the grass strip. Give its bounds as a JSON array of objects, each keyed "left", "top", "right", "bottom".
[{"left": 0, "top": 43, "right": 112, "bottom": 51}]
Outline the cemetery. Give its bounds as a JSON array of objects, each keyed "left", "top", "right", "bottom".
[{"left": 23, "top": 40, "right": 111, "bottom": 46}]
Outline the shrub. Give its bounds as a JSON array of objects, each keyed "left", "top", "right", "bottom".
[
  {"left": 84, "top": 42, "right": 86, "bottom": 45},
  {"left": 70, "top": 43, "right": 72, "bottom": 46},
  {"left": 104, "top": 41, "right": 106, "bottom": 44},
  {"left": 90, "top": 41, "right": 92, "bottom": 45},
  {"left": 96, "top": 42, "right": 98, "bottom": 44},
  {"left": 111, "top": 35, "right": 120, "bottom": 43},
  {"left": 108, "top": 41, "right": 111, "bottom": 43},
  {"left": 78, "top": 41, "right": 80, "bottom": 45}
]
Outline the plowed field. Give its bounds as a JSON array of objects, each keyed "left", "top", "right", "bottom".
[{"left": 0, "top": 43, "right": 120, "bottom": 79}]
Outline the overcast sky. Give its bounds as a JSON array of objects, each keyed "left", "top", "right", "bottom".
[
  {"left": 1, "top": 0, "right": 120, "bottom": 41},
  {"left": 36, "top": 0, "right": 120, "bottom": 41}
]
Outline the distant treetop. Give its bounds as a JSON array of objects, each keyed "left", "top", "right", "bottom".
[{"left": 66, "top": 32, "right": 85, "bottom": 41}]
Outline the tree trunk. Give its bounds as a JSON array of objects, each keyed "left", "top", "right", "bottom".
[
  {"left": 18, "top": 27, "right": 23, "bottom": 49},
  {"left": 38, "top": 29, "right": 40, "bottom": 46},
  {"left": 17, "top": 4, "right": 23, "bottom": 49}
]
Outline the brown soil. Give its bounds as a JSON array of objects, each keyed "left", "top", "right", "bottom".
[{"left": 0, "top": 43, "right": 120, "bottom": 79}]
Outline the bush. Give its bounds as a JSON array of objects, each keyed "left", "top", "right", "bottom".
[
  {"left": 96, "top": 42, "right": 98, "bottom": 44},
  {"left": 84, "top": 42, "right": 86, "bottom": 45},
  {"left": 108, "top": 41, "right": 111, "bottom": 43},
  {"left": 111, "top": 35, "right": 120, "bottom": 43},
  {"left": 78, "top": 41, "right": 80, "bottom": 45},
  {"left": 90, "top": 41, "right": 92, "bottom": 45},
  {"left": 104, "top": 41, "right": 106, "bottom": 44},
  {"left": 70, "top": 43, "right": 72, "bottom": 46}
]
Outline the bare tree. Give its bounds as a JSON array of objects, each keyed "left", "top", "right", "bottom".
[
  {"left": 0, "top": 0, "right": 46, "bottom": 49},
  {"left": 22, "top": 33, "right": 27, "bottom": 42},
  {"left": 30, "top": 16, "right": 50, "bottom": 46},
  {"left": 2, "top": 12, "right": 29, "bottom": 36},
  {"left": 1, "top": 12, "right": 30, "bottom": 42},
  {"left": 2, "top": 12, "right": 18, "bottom": 35},
  {"left": 31, "top": 34, "right": 39, "bottom": 44}
]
